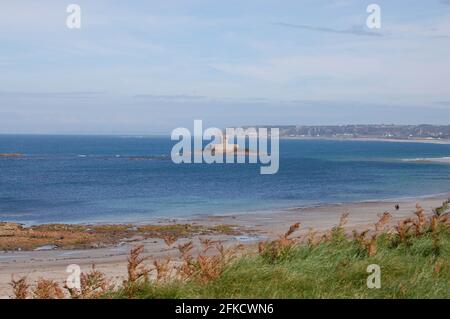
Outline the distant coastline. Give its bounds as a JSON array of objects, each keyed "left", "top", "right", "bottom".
[{"left": 281, "top": 136, "right": 450, "bottom": 145}]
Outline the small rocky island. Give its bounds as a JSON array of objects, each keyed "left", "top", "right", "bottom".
[{"left": 0, "top": 153, "right": 23, "bottom": 158}]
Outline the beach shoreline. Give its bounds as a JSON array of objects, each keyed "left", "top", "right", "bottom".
[{"left": 0, "top": 193, "right": 449, "bottom": 298}]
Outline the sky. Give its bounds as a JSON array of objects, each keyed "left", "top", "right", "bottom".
[{"left": 0, "top": 0, "right": 449, "bottom": 134}]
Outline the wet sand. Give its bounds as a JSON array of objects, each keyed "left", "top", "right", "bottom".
[{"left": 0, "top": 194, "right": 448, "bottom": 298}]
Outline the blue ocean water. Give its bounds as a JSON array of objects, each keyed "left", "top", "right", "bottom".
[{"left": 0, "top": 135, "right": 449, "bottom": 225}]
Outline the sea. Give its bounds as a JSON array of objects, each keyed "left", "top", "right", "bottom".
[{"left": 0, "top": 135, "right": 449, "bottom": 225}]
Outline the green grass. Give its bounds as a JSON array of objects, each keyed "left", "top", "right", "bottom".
[{"left": 112, "top": 225, "right": 450, "bottom": 299}]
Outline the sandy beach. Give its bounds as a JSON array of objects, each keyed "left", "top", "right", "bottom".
[{"left": 0, "top": 193, "right": 448, "bottom": 298}]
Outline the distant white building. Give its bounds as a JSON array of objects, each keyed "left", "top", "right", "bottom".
[{"left": 211, "top": 136, "right": 238, "bottom": 154}]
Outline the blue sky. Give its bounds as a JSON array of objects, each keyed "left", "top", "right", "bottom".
[{"left": 0, "top": 0, "right": 449, "bottom": 134}]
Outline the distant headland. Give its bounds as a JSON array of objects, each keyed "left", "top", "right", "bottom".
[{"left": 239, "top": 124, "right": 450, "bottom": 143}]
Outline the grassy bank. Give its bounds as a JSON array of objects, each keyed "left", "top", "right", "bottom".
[
  {"left": 114, "top": 225, "right": 449, "bottom": 299},
  {"left": 8, "top": 201, "right": 450, "bottom": 299},
  {"left": 110, "top": 202, "right": 450, "bottom": 299}
]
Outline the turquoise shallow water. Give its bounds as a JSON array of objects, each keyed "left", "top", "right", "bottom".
[{"left": 0, "top": 135, "right": 449, "bottom": 224}]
